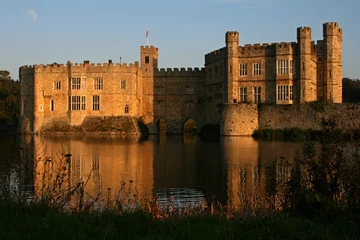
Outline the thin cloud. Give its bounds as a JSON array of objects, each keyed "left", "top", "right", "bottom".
[{"left": 28, "top": 10, "right": 37, "bottom": 21}]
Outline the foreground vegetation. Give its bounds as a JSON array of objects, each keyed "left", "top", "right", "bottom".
[{"left": 0, "top": 199, "right": 359, "bottom": 240}]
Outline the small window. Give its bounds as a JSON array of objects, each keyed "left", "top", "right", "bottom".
[
  {"left": 54, "top": 81, "right": 61, "bottom": 90},
  {"left": 318, "top": 56, "right": 323, "bottom": 62},
  {"left": 125, "top": 105, "right": 129, "bottom": 113},
  {"left": 155, "top": 87, "right": 164, "bottom": 95},
  {"left": 50, "top": 99, "right": 54, "bottom": 111},
  {"left": 185, "top": 86, "right": 194, "bottom": 94},
  {"left": 145, "top": 56, "right": 150, "bottom": 64},
  {"left": 39, "top": 104, "right": 43, "bottom": 112},
  {"left": 186, "top": 101, "right": 194, "bottom": 109},
  {"left": 155, "top": 100, "right": 163, "bottom": 110},
  {"left": 120, "top": 80, "right": 126, "bottom": 89}
]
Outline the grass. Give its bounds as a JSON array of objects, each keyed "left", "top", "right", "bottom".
[{"left": 0, "top": 199, "right": 359, "bottom": 240}]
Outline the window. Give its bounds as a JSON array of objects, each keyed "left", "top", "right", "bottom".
[
  {"left": 186, "top": 101, "right": 194, "bottom": 109},
  {"left": 208, "top": 68, "right": 212, "bottom": 80},
  {"left": 185, "top": 86, "right": 194, "bottom": 94},
  {"left": 318, "top": 56, "right": 323, "bottom": 62},
  {"left": 239, "top": 87, "right": 247, "bottom": 103},
  {"left": 120, "top": 80, "right": 126, "bottom": 89},
  {"left": 92, "top": 95, "right": 100, "bottom": 111},
  {"left": 94, "top": 78, "right": 103, "bottom": 90},
  {"left": 145, "top": 56, "right": 150, "bottom": 64},
  {"left": 71, "top": 77, "right": 81, "bottom": 90},
  {"left": 125, "top": 105, "right": 129, "bottom": 113},
  {"left": 39, "top": 104, "right": 43, "bottom": 112},
  {"left": 54, "top": 81, "right": 61, "bottom": 90},
  {"left": 81, "top": 78, "right": 86, "bottom": 90},
  {"left": 50, "top": 99, "right": 54, "bottom": 111},
  {"left": 155, "top": 100, "right": 163, "bottom": 110},
  {"left": 68, "top": 96, "right": 86, "bottom": 111},
  {"left": 220, "top": 64, "right": 223, "bottom": 76},
  {"left": 277, "top": 60, "right": 290, "bottom": 74},
  {"left": 254, "top": 86, "right": 261, "bottom": 103},
  {"left": 289, "top": 60, "right": 293, "bottom": 74},
  {"left": 253, "top": 63, "right": 262, "bottom": 75},
  {"left": 277, "top": 85, "right": 293, "bottom": 101},
  {"left": 155, "top": 87, "right": 164, "bottom": 95},
  {"left": 215, "top": 67, "right": 218, "bottom": 78},
  {"left": 239, "top": 63, "right": 248, "bottom": 76}
]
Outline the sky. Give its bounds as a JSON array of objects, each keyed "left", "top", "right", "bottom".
[{"left": 1, "top": 0, "right": 360, "bottom": 80}]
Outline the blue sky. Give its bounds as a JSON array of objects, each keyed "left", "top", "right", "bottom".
[{"left": 1, "top": 0, "right": 359, "bottom": 79}]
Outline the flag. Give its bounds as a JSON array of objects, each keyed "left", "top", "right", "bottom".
[{"left": 146, "top": 28, "right": 148, "bottom": 38}]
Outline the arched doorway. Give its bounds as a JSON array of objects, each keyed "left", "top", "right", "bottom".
[
  {"left": 183, "top": 118, "right": 197, "bottom": 134},
  {"left": 157, "top": 118, "right": 166, "bottom": 134}
]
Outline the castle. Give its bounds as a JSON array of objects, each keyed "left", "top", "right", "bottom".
[{"left": 19, "top": 22, "right": 343, "bottom": 135}]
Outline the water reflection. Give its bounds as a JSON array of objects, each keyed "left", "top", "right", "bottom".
[{"left": 0, "top": 135, "right": 303, "bottom": 208}]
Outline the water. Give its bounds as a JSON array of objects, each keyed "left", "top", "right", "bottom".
[{"left": 0, "top": 134, "right": 303, "bottom": 207}]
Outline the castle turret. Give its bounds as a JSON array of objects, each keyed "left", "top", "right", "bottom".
[
  {"left": 140, "top": 46, "right": 159, "bottom": 132},
  {"left": 226, "top": 31, "right": 239, "bottom": 103},
  {"left": 297, "top": 26, "right": 315, "bottom": 103},
  {"left": 323, "top": 22, "right": 342, "bottom": 103}
]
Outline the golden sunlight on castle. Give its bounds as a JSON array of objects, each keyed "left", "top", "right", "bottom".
[{"left": 19, "top": 22, "right": 342, "bottom": 135}]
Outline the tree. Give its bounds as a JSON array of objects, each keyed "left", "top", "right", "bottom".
[{"left": 0, "top": 70, "right": 20, "bottom": 123}]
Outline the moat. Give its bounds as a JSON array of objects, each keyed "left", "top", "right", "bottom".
[{"left": 0, "top": 135, "right": 303, "bottom": 206}]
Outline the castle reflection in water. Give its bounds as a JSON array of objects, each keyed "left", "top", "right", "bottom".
[{"left": 15, "top": 134, "right": 302, "bottom": 207}]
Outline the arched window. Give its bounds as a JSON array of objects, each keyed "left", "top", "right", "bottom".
[
  {"left": 50, "top": 99, "right": 54, "bottom": 111},
  {"left": 125, "top": 105, "right": 129, "bottom": 114}
]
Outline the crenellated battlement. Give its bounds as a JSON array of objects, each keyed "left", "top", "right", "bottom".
[
  {"left": 28, "top": 61, "right": 140, "bottom": 73},
  {"left": 297, "top": 26, "right": 312, "bottom": 38},
  {"left": 226, "top": 31, "right": 239, "bottom": 44},
  {"left": 323, "top": 22, "right": 342, "bottom": 36},
  {"left": 155, "top": 67, "right": 205, "bottom": 77},
  {"left": 205, "top": 47, "right": 226, "bottom": 63},
  {"left": 19, "top": 65, "right": 35, "bottom": 76}
]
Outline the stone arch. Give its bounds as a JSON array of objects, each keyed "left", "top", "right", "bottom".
[
  {"left": 183, "top": 118, "right": 197, "bottom": 134},
  {"left": 157, "top": 117, "right": 166, "bottom": 134}
]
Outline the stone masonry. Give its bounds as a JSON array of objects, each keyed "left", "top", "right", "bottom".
[{"left": 19, "top": 22, "right": 342, "bottom": 135}]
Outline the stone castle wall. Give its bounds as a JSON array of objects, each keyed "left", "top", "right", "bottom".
[
  {"left": 19, "top": 22, "right": 343, "bottom": 136},
  {"left": 258, "top": 103, "right": 360, "bottom": 131}
]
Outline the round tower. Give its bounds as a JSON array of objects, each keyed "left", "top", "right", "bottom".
[
  {"left": 225, "top": 31, "right": 239, "bottom": 103},
  {"left": 323, "top": 22, "right": 342, "bottom": 103}
]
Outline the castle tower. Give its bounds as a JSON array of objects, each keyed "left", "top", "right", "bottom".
[
  {"left": 226, "top": 31, "right": 239, "bottom": 103},
  {"left": 140, "top": 46, "right": 159, "bottom": 132},
  {"left": 297, "top": 27, "right": 315, "bottom": 103},
  {"left": 323, "top": 22, "right": 342, "bottom": 103}
]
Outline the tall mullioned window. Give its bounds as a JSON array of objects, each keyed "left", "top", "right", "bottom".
[
  {"left": 92, "top": 95, "right": 100, "bottom": 111},
  {"left": 94, "top": 78, "right": 104, "bottom": 90},
  {"left": 277, "top": 60, "right": 293, "bottom": 74},
  {"left": 239, "top": 64, "right": 248, "bottom": 76},
  {"left": 277, "top": 85, "right": 293, "bottom": 101},
  {"left": 254, "top": 86, "right": 261, "bottom": 103},
  {"left": 239, "top": 87, "right": 247, "bottom": 103},
  {"left": 125, "top": 105, "right": 129, "bottom": 113},
  {"left": 253, "top": 63, "right": 262, "bottom": 76},
  {"left": 68, "top": 96, "right": 86, "bottom": 111},
  {"left": 71, "top": 77, "right": 81, "bottom": 90}
]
